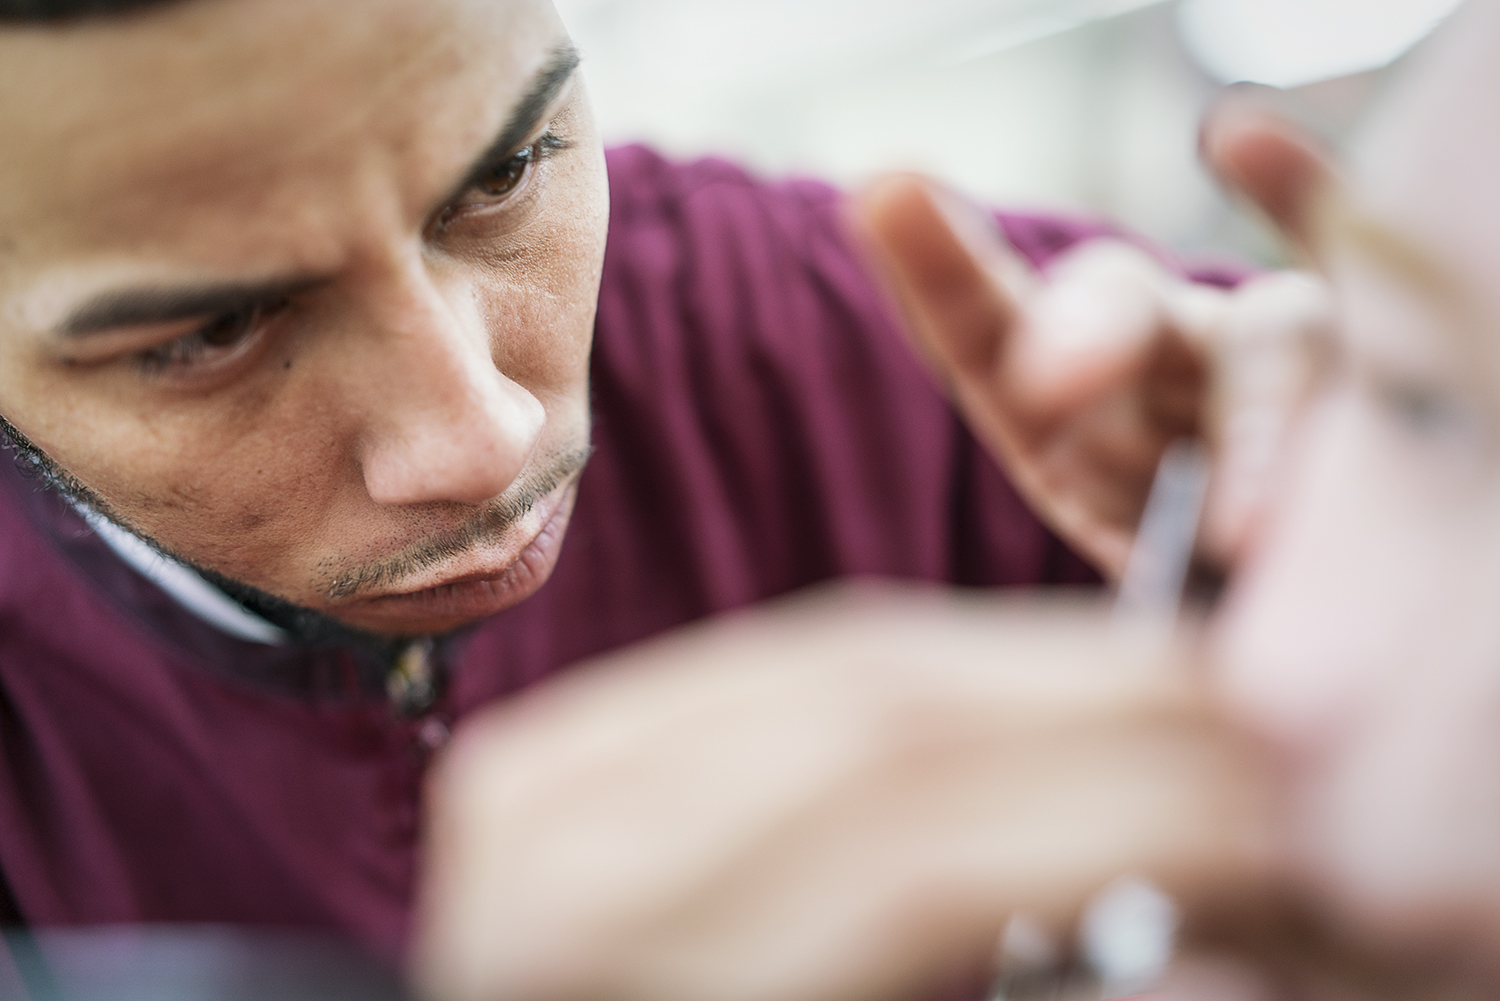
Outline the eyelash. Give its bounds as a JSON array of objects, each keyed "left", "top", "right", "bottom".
[
  {"left": 435, "top": 130, "right": 572, "bottom": 230},
  {"left": 1375, "top": 378, "right": 1483, "bottom": 443},
  {"left": 508, "top": 131, "right": 573, "bottom": 178},
  {"left": 133, "top": 301, "right": 281, "bottom": 377}
]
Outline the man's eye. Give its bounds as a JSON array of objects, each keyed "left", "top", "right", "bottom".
[
  {"left": 474, "top": 146, "right": 536, "bottom": 200},
  {"left": 442, "top": 132, "right": 571, "bottom": 223},
  {"left": 135, "top": 304, "right": 266, "bottom": 376},
  {"left": 1374, "top": 377, "right": 1487, "bottom": 447}
]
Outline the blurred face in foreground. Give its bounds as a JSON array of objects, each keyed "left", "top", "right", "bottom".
[
  {"left": 1211, "top": 0, "right": 1500, "bottom": 973},
  {"left": 0, "top": 0, "right": 609, "bottom": 637}
]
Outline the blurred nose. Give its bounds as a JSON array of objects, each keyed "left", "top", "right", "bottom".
[
  {"left": 1210, "top": 394, "right": 1403, "bottom": 751},
  {"left": 353, "top": 264, "right": 544, "bottom": 508}
]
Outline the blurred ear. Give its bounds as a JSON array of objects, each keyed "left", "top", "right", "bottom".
[{"left": 1200, "top": 94, "right": 1340, "bottom": 257}]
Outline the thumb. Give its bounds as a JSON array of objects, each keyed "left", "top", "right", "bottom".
[{"left": 850, "top": 173, "right": 1036, "bottom": 386}]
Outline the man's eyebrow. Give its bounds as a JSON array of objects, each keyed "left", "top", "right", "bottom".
[
  {"left": 1321, "top": 198, "right": 1486, "bottom": 336},
  {"left": 439, "top": 43, "right": 581, "bottom": 209},
  {"left": 57, "top": 276, "right": 323, "bottom": 337},
  {"left": 1321, "top": 198, "right": 1500, "bottom": 381}
]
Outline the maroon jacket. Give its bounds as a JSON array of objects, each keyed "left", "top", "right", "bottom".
[{"left": 0, "top": 147, "right": 1117, "bottom": 960}]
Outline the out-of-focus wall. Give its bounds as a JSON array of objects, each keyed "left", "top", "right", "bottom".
[{"left": 554, "top": 0, "right": 1454, "bottom": 265}]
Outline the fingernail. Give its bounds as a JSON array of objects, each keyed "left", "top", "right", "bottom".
[
  {"left": 931, "top": 184, "right": 1008, "bottom": 262},
  {"left": 929, "top": 185, "right": 1042, "bottom": 307}
]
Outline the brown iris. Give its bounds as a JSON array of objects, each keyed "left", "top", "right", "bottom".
[{"left": 476, "top": 146, "right": 535, "bottom": 199}]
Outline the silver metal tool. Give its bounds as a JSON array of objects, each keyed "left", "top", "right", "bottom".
[
  {"left": 990, "top": 439, "right": 1210, "bottom": 1001},
  {"left": 1112, "top": 438, "right": 1212, "bottom": 648}
]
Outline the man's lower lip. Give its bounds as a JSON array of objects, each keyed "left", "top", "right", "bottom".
[
  {"left": 352, "top": 486, "right": 574, "bottom": 622},
  {"left": 367, "top": 574, "right": 529, "bottom": 619}
]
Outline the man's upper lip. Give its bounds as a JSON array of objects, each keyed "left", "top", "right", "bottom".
[
  {"left": 350, "top": 481, "right": 574, "bottom": 602},
  {"left": 392, "top": 565, "right": 509, "bottom": 595}
]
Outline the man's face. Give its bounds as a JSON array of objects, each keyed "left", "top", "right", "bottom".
[
  {"left": 1211, "top": 0, "right": 1500, "bottom": 958},
  {"left": 0, "top": 0, "right": 609, "bottom": 636}
]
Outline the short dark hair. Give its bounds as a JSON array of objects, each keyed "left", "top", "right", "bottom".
[{"left": 0, "top": 0, "right": 180, "bottom": 21}]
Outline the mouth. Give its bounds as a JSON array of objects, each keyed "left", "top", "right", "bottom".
[{"left": 336, "top": 479, "right": 580, "bottom": 633}]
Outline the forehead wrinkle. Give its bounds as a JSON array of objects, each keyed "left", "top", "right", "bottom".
[
  {"left": 4, "top": 0, "right": 469, "bottom": 140},
  {"left": 0, "top": 3, "right": 568, "bottom": 328},
  {"left": 0, "top": 0, "right": 552, "bottom": 236}
]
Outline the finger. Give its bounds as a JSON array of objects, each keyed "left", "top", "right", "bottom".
[
  {"left": 1142, "top": 325, "right": 1212, "bottom": 435},
  {"left": 1200, "top": 91, "right": 1340, "bottom": 257},
  {"left": 1015, "top": 241, "right": 1210, "bottom": 445},
  {"left": 413, "top": 597, "right": 1196, "bottom": 1001},
  {"left": 1201, "top": 271, "right": 1333, "bottom": 564},
  {"left": 1063, "top": 399, "right": 1183, "bottom": 493},
  {"left": 1011, "top": 240, "right": 1174, "bottom": 417},
  {"left": 420, "top": 696, "right": 1268, "bottom": 1001},
  {"left": 850, "top": 173, "right": 1036, "bottom": 387},
  {"left": 1029, "top": 423, "right": 1164, "bottom": 573}
]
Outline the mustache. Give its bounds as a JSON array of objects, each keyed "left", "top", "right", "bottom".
[{"left": 319, "top": 444, "right": 593, "bottom": 600}]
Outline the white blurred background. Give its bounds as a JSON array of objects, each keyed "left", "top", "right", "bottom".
[{"left": 553, "top": 0, "right": 1463, "bottom": 265}]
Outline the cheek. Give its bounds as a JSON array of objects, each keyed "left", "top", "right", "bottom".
[
  {"left": 1304, "top": 611, "right": 1500, "bottom": 951},
  {"left": 117, "top": 411, "right": 343, "bottom": 555},
  {"left": 474, "top": 268, "right": 595, "bottom": 399},
  {"left": 1212, "top": 389, "right": 1500, "bottom": 945},
  {"left": 464, "top": 138, "right": 608, "bottom": 393},
  {"left": 475, "top": 207, "right": 606, "bottom": 403},
  {"left": 4, "top": 357, "right": 349, "bottom": 585},
  {"left": 1210, "top": 389, "right": 1497, "bottom": 752}
]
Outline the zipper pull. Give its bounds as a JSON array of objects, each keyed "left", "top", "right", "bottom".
[{"left": 387, "top": 637, "right": 438, "bottom": 717}]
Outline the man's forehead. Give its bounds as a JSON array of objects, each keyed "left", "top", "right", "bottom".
[
  {"left": 1313, "top": 196, "right": 1500, "bottom": 402},
  {"left": 0, "top": 0, "right": 565, "bottom": 287}
]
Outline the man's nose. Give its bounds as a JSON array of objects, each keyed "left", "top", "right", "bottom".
[{"left": 352, "top": 269, "right": 545, "bottom": 508}]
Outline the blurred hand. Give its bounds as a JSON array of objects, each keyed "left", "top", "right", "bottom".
[
  {"left": 849, "top": 178, "right": 1330, "bottom": 577},
  {"left": 412, "top": 584, "right": 1270, "bottom": 1001}
]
